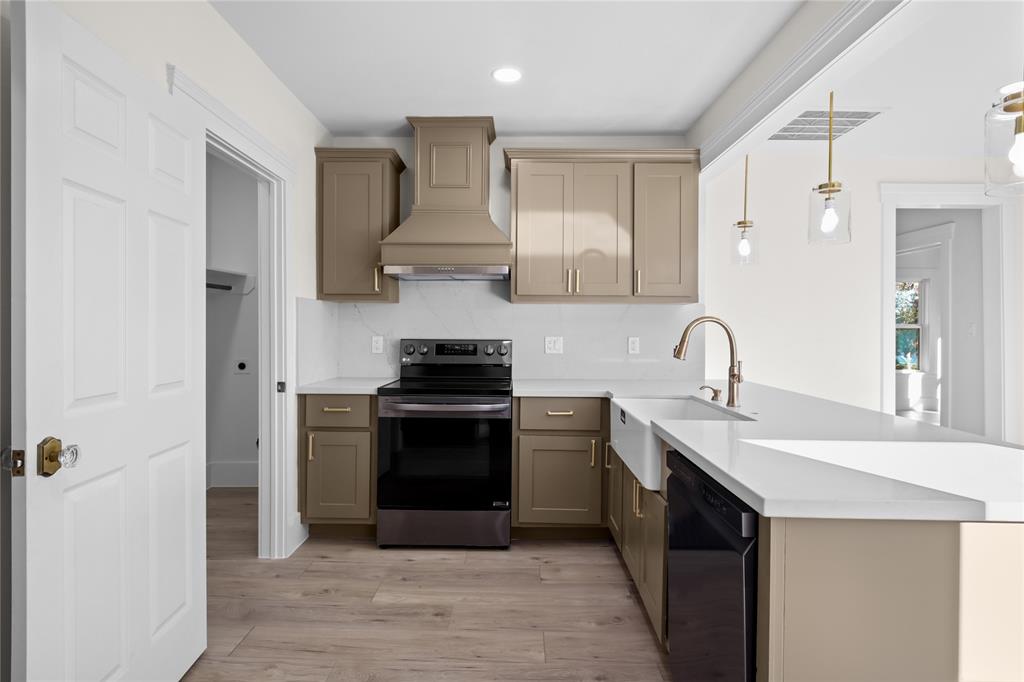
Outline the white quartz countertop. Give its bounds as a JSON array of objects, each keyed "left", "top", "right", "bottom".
[
  {"left": 647, "top": 382, "right": 1024, "bottom": 522},
  {"left": 513, "top": 379, "right": 694, "bottom": 398},
  {"left": 296, "top": 377, "right": 395, "bottom": 395}
]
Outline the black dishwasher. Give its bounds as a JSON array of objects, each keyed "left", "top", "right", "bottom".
[{"left": 666, "top": 449, "right": 758, "bottom": 682}]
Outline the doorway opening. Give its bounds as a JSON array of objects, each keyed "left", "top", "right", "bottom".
[{"left": 205, "top": 150, "right": 264, "bottom": 557}]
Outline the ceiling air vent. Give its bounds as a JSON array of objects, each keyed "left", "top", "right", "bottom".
[{"left": 769, "top": 110, "right": 880, "bottom": 141}]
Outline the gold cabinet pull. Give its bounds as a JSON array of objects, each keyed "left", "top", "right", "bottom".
[
  {"left": 567, "top": 268, "right": 572, "bottom": 294},
  {"left": 604, "top": 442, "right": 612, "bottom": 469},
  {"left": 307, "top": 432, "right": 315, "bottom": 462},
  {"left": 632, "top": 479, "right": 638, "bottom": 515},
  {"left": 634, "top": 269, "right": 641, "bottom": 295},
  {"left": 575, "top": 268, "right": 581, "bottom": 294},
  {"left": 637, "top": 485, "right": 645, "bottom": 519},
  {"left": 322, "top": 406, "right": 352, "bottom": 413},
  {"left": 590, "top": 439, "right": 597, "bottom": 467},
  {"left": 373, "top": 266, "right": 381, "bottom": 293},
  {"left": 546, "top": 410, "right": 575, "bottom": 417}
]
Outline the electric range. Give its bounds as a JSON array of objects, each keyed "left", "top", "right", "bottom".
[{"left": 376, "top": 339, "right": 512, "bottom": 547}]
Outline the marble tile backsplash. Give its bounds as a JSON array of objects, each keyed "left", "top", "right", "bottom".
[{"left": 296, "top": 284, "right": 707, "bottom": 385}]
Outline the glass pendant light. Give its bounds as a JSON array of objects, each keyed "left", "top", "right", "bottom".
[
  {"left": 732, "top": 155, "right": 757, "bottom": 265},
  {"left": 985, "top": 77, "right": 1024, "bottom": 196},
  {"left": 808, "top": 91, "right": 851, "bottom": 244}
]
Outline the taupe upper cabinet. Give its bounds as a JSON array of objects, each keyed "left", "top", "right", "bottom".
[
  {"left": 574, "top": 163, "right": 632, "bottom": 296},
  {"left": 316, "top": 148, "right": 405, "bottom": 302},
  {"left": 634, "top": 162, "right": 698, "bottom": 298},
  {"left": 506, "top": 149, "right": 698, "bottom": 303}
]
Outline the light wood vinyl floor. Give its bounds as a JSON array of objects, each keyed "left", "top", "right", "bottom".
[{"left": 184, "top": 488, "right": 668, "bottom": 681}]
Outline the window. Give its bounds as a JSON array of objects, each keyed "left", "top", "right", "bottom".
[{"left": 896, "top": 281, "right": 922, "bottom": 370}]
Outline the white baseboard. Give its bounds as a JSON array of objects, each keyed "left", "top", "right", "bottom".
[{"left": 206, "top": 460, "right": 259, "bottom": 488}]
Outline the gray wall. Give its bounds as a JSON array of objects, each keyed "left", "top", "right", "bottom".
[
  {"left": 206, "top": 154, "right": 259, "bottom": 486},
  {"left": 896, "top": 208, "right": 985, "bottom": 435}
]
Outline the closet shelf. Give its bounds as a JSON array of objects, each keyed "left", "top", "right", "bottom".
[{"left": 206, "top": 267, "right": 255, "bottom": 295}]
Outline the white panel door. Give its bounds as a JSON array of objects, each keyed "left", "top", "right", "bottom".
[{"left": 14, "top": 3, "right": 207, "bottom": 680}]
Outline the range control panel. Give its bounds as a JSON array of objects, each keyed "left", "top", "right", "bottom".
[{"left": 399, "top": 338, "right": 512, "bottom": 365}]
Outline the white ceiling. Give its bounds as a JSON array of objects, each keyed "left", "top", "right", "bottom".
[
  {"left": 212, "top": 0, "right": 802, "bottom": 136},
  {"left": 757, "top": 0, "right": 1024, "bottom": 159}
]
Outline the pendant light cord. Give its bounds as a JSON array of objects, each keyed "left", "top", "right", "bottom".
[
  {"left": 743, "top": 155, "right": 749, "bottom": 221},
  {"left": 827, "top": 90, "right": 834, "bottom": 185}
]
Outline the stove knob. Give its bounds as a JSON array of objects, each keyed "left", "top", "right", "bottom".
[
  {"left": 403, "top": 343, "right": 415, "bottom": 356},
  {"left": 497, "top": 344, "right": 510, "bottom": 356},
  {"left": 483, "top": 345, "right": 495, "bottom": 356},
  {"left": 418, "top": 344, "right": 429, "bottom": 355}
]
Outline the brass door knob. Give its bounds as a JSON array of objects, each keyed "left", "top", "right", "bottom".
[{"left": 37, "top": 437, "right": 79, "bottom": 477}]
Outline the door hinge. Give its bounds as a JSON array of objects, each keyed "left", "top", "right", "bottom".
[{"left": 1, "top": 448, "right": 26, "bottom": 477}]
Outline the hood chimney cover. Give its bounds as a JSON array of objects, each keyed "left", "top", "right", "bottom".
[{"left": 380, "top": 117, "right": 511, "bottom": 278}]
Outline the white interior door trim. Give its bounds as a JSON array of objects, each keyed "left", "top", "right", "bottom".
[
  {"left": 169, "top": 67, "right": 304, "bottom": 559},
  {"left": 880, "top": 183, "right": 1020, "bottom": 444}
]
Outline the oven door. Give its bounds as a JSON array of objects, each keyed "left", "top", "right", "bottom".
[{"left": 377, "top": 396, "right": 512, "bottom": 511}]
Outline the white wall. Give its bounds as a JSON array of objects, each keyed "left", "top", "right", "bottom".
[
  {"left": 206, "top": 154, "right": 259, "bottom": 486},
  {"left": 897, "top": 209, "right": 986, "bottom": 435},
  {"left": 296, "top": 134, "right": 708, "bottom": 386},
  {"left": 703, "top": 148, "right": 984, "bottom": 409}
]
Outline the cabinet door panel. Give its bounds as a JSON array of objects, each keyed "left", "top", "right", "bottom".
[
  {"left": 634, "top": 163, "right": 697, "bottom": 297},
  {"left": 306, "top": 431, "right": 372, "bottom": 520},
  {"left": 620, "top": 468, "right": 643, "bottom": 579},
  {"left": 515, "top": 162, "right": 574, "bottom": 296},
  {"left": 639, "top": 488, "right": 668, "bottom": 640},
  {"left": 574, "top": 163, "right": 632, "bottom": 296},
  {"left": 518, "top": 434, "right": 602, "bottom": 525},
  {"left": 607, "top": 445, "right": 623, "bottom": 548},
  {"left": 321, "top": 160, "right": 383, "bottom": 296}
]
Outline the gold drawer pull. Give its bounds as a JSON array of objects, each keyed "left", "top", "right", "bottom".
[
  {"left": 567, "top": 268, "right": 572, "bottom": 294},
  {"left": 373, "top": 266, "right": 381, "bottom": 293},
  {"left": 575, "top": 268, "right": 581, "bottom": 294},
  {"left": 604, "top": 442, "right": 612, "bottom": 469},
  {"left": 635, "top": 269, "right": 641, "bottom": 295},
  {"left": 322, "top": 406, "right": 352, "bottom": 413},
  {"left": 307, "top": 432, "right": 315, "bottom": 462},
  {"left": 546, "top": 410, "right": 575, "bottom": 417},
  {"left": 590, "top": 439, "right": 597, "bottom": 468}
]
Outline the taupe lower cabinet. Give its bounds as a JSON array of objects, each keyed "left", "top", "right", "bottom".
[
  {"left": 620, "top": 464, "right": 668, "bottom": 643},
  {"left": 306, "top": 431, "right": 372, "bottom": 520},
  {"left": 518, "top": 434, "right": 603, "bottom": 525},
  {"left": 506, "top": 149, "right": 699, "bottom": 303},
  {"left": 316, "top": 148, "right": 405, "bottom": 302},
  {"left": 299, "top": 394, "right": 376, "bottom": 524},
  {"left": 606, "top": 444, "right": 624, "bottom": 547}
]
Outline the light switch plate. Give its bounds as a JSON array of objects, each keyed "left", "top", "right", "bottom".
[
  {"left": 544, "top": 336, "right": 564, "bottom": 354},
  {"left": 371, "top": 336, "right": 384, "bottom": 354},
  {"left": 628, "top": 337, "right": 640, "bottom": 354}
]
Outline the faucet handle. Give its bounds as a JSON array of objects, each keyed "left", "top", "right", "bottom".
[
  {"left": 698, "top": 385, "right": 722, "bottom": 402},
  {"left": 736, "top": 360, "right": 744, "bottom": 383}
]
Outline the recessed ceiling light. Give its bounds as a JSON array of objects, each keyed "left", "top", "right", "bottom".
[{"left": 492, "top": 67, "right": 522, "bottom": 84}]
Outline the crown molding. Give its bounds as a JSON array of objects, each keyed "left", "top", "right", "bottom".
[{"left": 503, "top": 148, "right": 699, "bottom": 170}]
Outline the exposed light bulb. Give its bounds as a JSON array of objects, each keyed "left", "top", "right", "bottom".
[
  {"left": 737, "top": 235, "right": 751, "bottom": 257},
  {"left": 820, "top": 196, "right": 839, "bottom": 234},
  {"left": 1008, "top": 128, "right": 1024, "bottom": 169}
]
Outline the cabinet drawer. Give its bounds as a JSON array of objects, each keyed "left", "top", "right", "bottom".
[
  {"left": 520, "top": 397, "right": 601, "bottom": 431},
  {"left": 305, "top": 395, "right": 371, "bottom": 428}
]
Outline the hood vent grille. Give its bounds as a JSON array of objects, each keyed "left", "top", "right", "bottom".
[{"left": 769, "top": 110, "right": 880, "bottom": 141}]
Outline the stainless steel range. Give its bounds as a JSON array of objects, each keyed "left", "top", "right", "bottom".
[{"left": 376, "top": 339, "right": 512, "bottom": 547}]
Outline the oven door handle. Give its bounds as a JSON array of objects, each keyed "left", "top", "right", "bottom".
[{"left": 387, "top": 402, "right": 510, "bottom": 414}]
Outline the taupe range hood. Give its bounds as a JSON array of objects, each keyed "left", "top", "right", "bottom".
[{"left": 380, "top": 116, "right": 512, "bottom": 281}]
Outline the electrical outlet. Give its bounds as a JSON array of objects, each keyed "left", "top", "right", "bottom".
[
  {"left": 544, "top": 336, "right": 564, "bottom": 354},
  {"left": 371, "top": 336, "right": 384, "bottom": 354},
  {"left": 628, "top": 337, "right": 640, "bottom": 354},
  {"left": 233, "top": 360, "right": 251, "bottom": 375}
]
